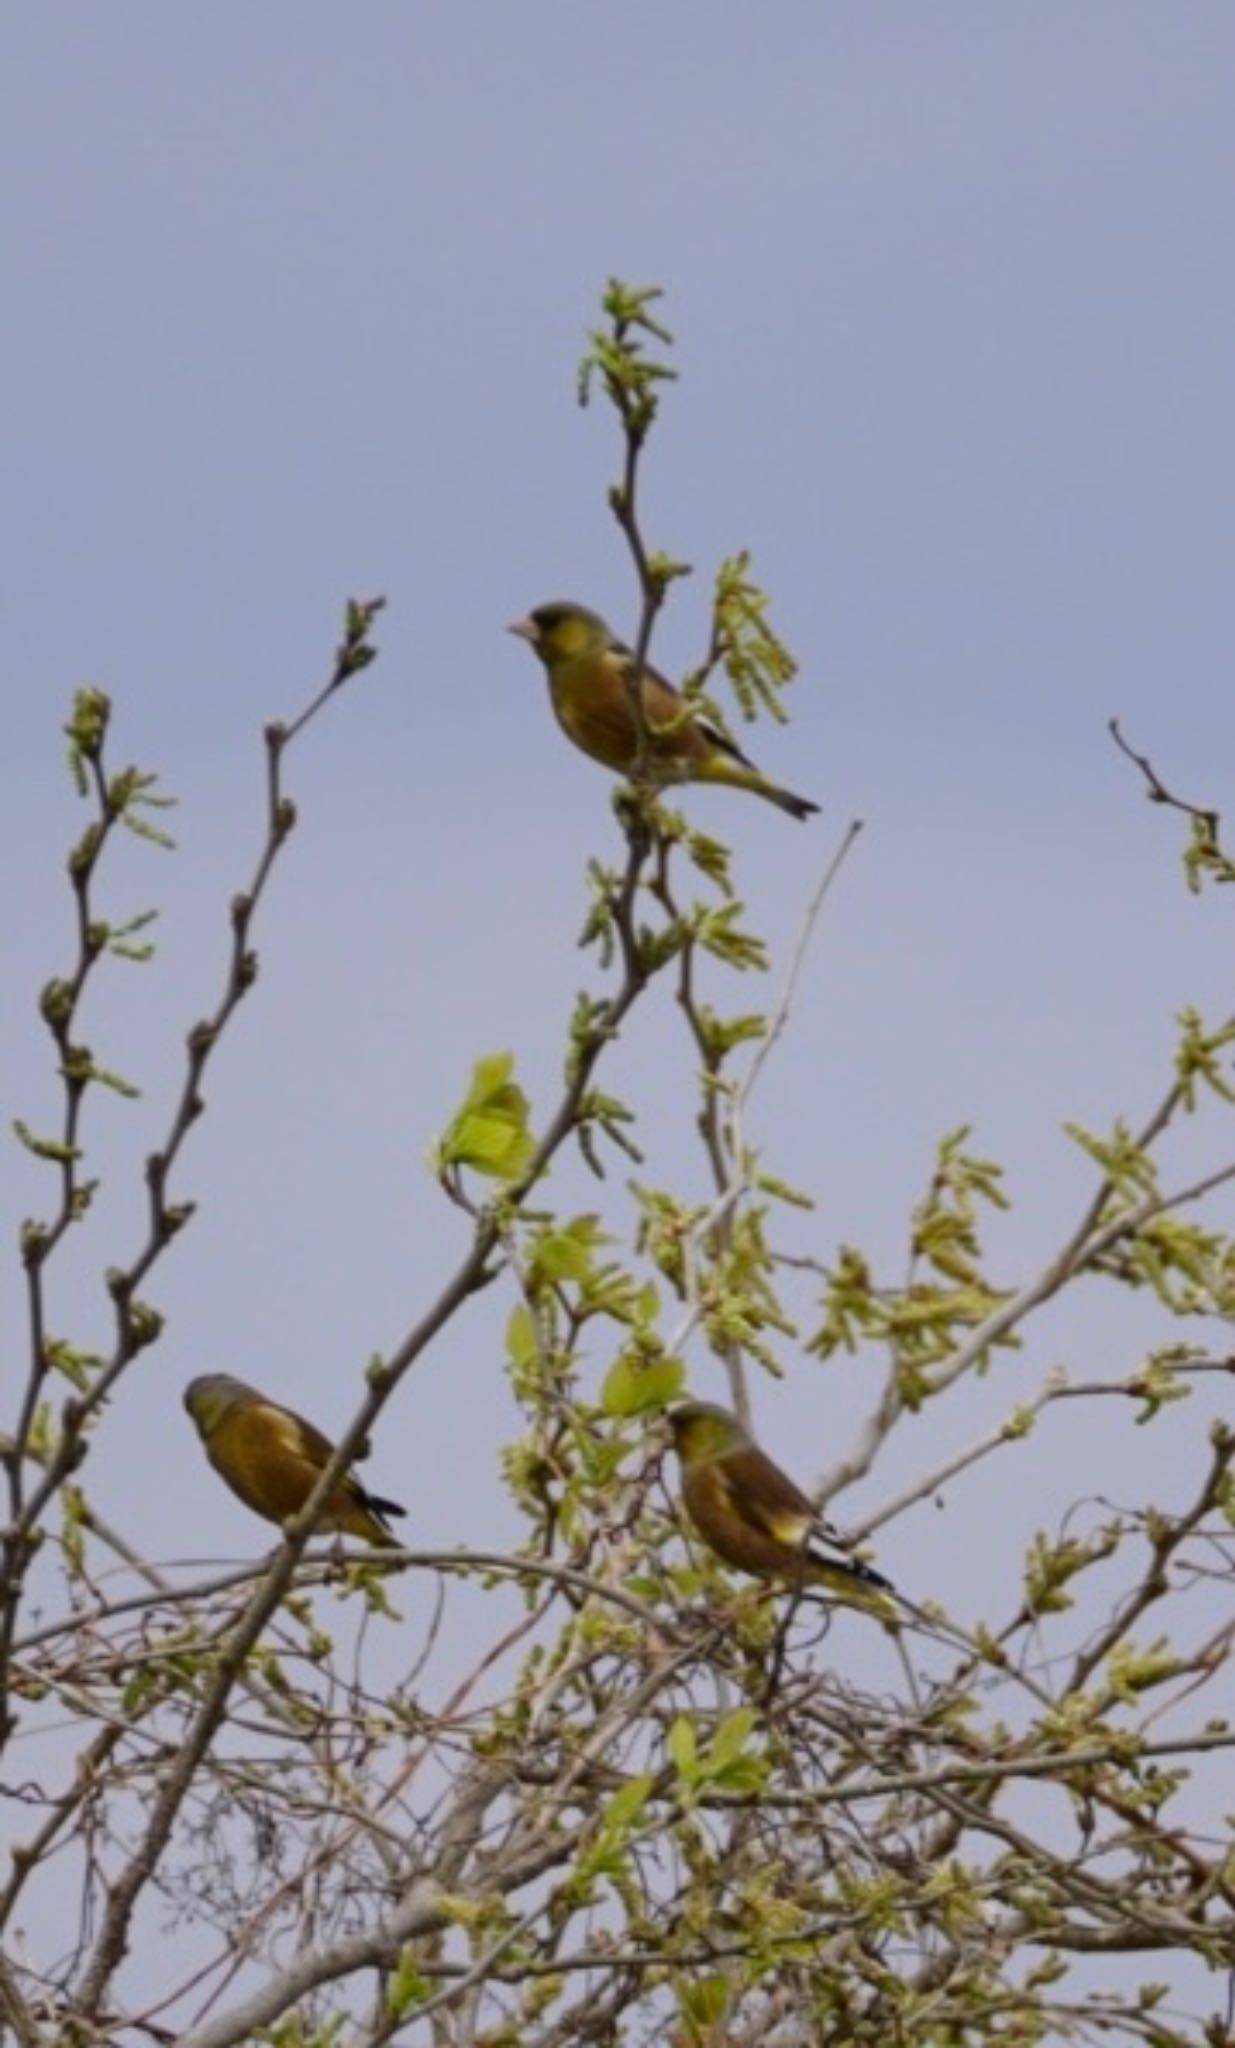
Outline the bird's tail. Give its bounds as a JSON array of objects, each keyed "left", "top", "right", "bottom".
[
  {"left": 805, "top": 1549, "right": 900, "bottom": 1621},
  {"left": 761, "top": 781, "right": 821, "bottom": 821},
  {"left": 703, "top": 756, "right": 820, "bottom": 819},
  {"left": 357, "top": 1493, "right": 407, "bottom": 1546}
]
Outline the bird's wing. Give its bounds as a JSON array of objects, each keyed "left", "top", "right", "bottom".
[
  {"left": 223, "top": 1404, "right": 344, "bottom": 1507},
  {"left": 609, "top": 644, "right": 756, "bottom": 769},
  {"left": 719, "top": 1444, "right": 816, "bottom": 1545},
  {"left": 260, "top": 1402, "right": 336, "bottom": 1469},
  {"left": 721, "top": 1445, "right": 857, "bottom": 1554},
  {"left": 263, "top": 1407, "right": 402, "bottom": 1527}
]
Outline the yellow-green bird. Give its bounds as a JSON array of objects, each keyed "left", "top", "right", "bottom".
[
  {"left": 667, "top": 1401, "right": 897, "bottom": 1619},
  {"left": 183, "top": 1375, "right": 405, "bottom": 1546},
  {"left": 508, "top": 602, "right": 819, "bottom": 820}
]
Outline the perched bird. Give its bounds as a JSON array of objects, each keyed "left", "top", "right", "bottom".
[
  {"left": 667, "top": 1401, "right": 896, "bottom": 1618},
  {"left": 183, "top": 1375, "right": 405, "bottom": 1546},
  {"left": 508, "top": 602, "right": 819, "bottom": 820}
]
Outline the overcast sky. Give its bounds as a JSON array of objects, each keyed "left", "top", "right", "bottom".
[{"left": 4, "top": 5, "right": 1234, "bottom": 1757}]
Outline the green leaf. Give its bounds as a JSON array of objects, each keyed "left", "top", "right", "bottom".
[
  {"left": 63, "top": 686, "right": 111, "bottom": 786},
  {"left": 709, "top": 1706, "right": 758, "bottom": 1772},
  {"left": 599, "top": 1770, "right": 655, "bottom": 1837},
  {"left": 714, "top": 550, "right": 799, "bottom": 724},
  {"left": 680, "top": 1976, "right": 732, "bottom": 2035},
  {"left": 635, "top": 1279, "right": 660, "bottom": 1322},
  {"left": 668, "top": 1715, "right": 698, "bottom": 1787},
  {"left": 386, "top": 1948, "right": 431, "bottom": 2020},
  {"left": 435, "top": 1051, "right": 535, "bottom": 1183},
  {"left": 600, "top": 1351, "right": 685, "bottom": 1417},
  {"left": 505, "top": 1304, "right": 540, "bottom": 1370},
  {"left": 92, "top": 1064, "right": 141, "bottom": 1100},
  {"left": 43, "top": 1339, "right": 105, "bottom": 1390},
  {"left": 13, "top": 1120, "right": 82, "bottom": 1164},
  {"left": 529, "top": 1214, "right": 609, "bottom": 1286}
]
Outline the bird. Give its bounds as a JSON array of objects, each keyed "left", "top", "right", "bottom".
[
  {"left": 183, "top": 1375, "right": 406, "bottom": 1546},
  {"left": 666, "top": 1401, "right": 897, "bottom": 1618},
  {"left": 508, "top": 602, "right": 819, "bottom": 820}
]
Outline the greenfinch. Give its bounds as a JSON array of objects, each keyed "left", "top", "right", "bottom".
[
  {"left": 183, "top": 1374, "right": 405, "bottom": 1546},
  {"left": 508, "top": 602, "right": 819, "bottom": 820},
  {"left": 667, "top": 1401, "right": 896, "bottom": 1619}
]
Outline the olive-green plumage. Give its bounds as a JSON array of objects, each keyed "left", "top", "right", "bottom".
[
  {"left": 668, "top": 1401, "right": 896, "bottom": 1618},
  {"left": 183, "top": 1374, "right": 405, "bottom": 1546},
  {"left": 508, "top": 602, "right": 819, "bottom": 820}
]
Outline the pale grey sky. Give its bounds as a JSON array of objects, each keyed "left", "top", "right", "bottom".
[{"left": 4, "top": 7, "right": 1233, "bottom": 1713}]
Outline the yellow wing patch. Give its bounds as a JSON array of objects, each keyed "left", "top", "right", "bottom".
[
  {"left": 752, "top": 1495, "right": 813, "bottom": 1550},
  {"left": 260, "top": 1406, "right": 318, "bottom": 1461}
]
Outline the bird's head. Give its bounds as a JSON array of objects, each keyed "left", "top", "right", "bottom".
[
  {"left": 507, "top": 602, "right": 612, "bottom": 666},
  {"left": 667, "top": 1401, "right": 750, "bottom": 1466},
  {"left": 183, "top": 1374, "right": 251, "bottom": 1434}
]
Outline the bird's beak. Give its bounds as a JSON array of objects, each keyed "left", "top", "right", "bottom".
[{"left": 507, "top": 615, "right": 538, "bottom": 644}]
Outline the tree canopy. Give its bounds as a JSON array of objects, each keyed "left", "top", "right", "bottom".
[{"left": 4, "top": 283, "right": 1234, "bottom": 2048}]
